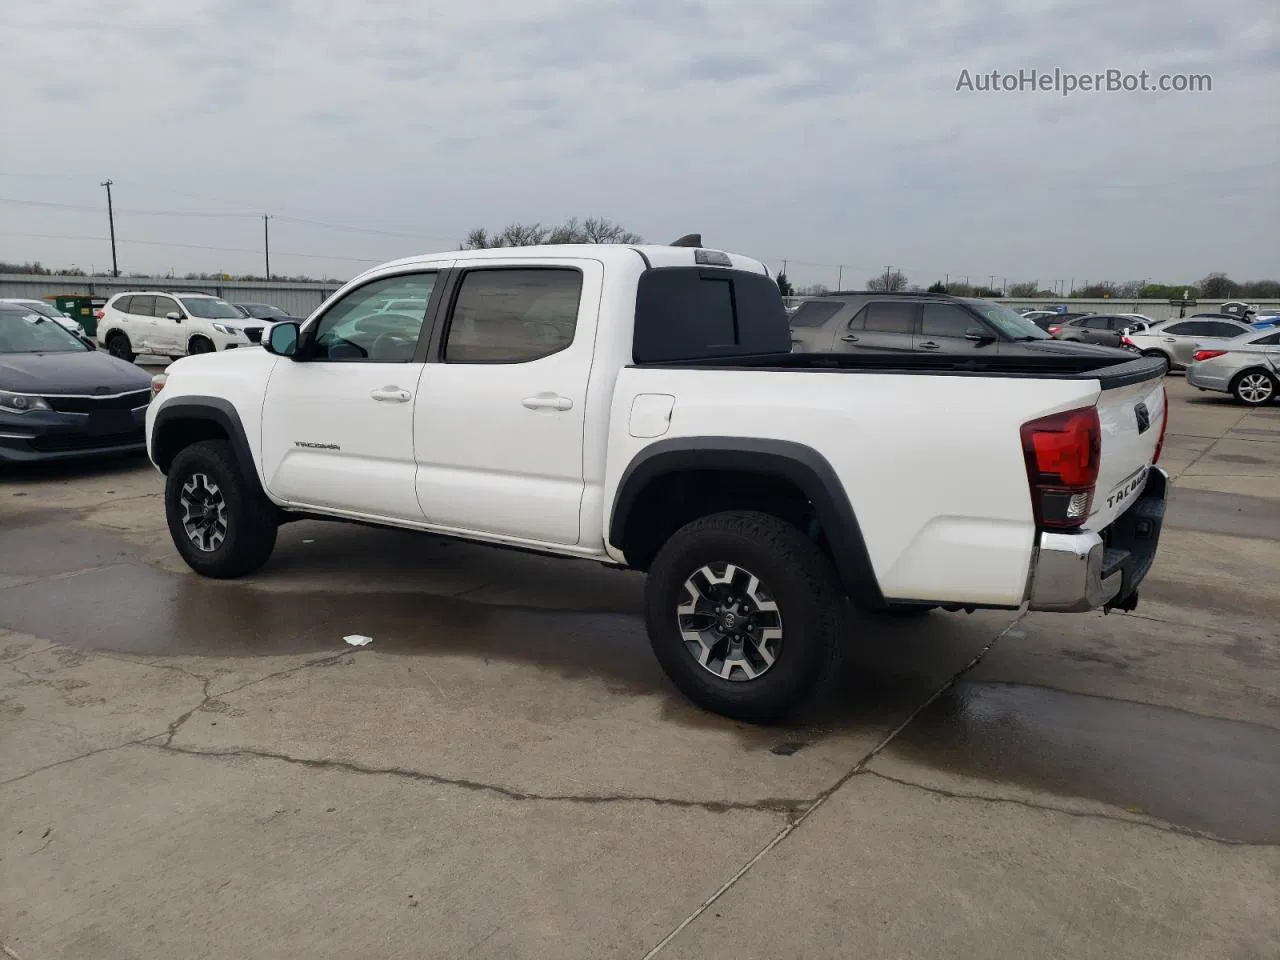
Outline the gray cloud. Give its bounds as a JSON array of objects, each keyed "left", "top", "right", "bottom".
[{"left": 0, "top": 0, "right": 1274, "bottom": 288}]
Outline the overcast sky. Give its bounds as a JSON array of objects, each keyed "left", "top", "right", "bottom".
[{"left": 2, "top": 0, "right": 1276, "bottom": 290}]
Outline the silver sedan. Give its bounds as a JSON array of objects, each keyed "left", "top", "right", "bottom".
[
  {"left": 1186, "top": 328, "right": 1280, "bottom": 405},
  {"left": 1123, "top": 316, "right": 1256, "bottom": 370}
]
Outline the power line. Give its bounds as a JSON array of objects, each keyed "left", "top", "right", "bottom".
[{"left": 0, "top": 230, "right": 384, "bottom": 263}]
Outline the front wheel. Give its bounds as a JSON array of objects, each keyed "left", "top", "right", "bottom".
[
  {"left": 1231, "top": 369, "right": 1277, "bottom": 406},
  {"left": 188, "top": 336, "right": 216, "bottom": 355},
  {"left": 105, "top": 332, "right": 135, "bottom": 362},
  {"left": 164, "top": 439, "right": 278, "bottom": 578},
  {"left": 644, "top": 511, "right": 846, "bottom": 723}
]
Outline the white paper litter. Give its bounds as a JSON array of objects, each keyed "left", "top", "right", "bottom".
[{"left": 343, "top": 634, "right": 374, "bottom": 647}]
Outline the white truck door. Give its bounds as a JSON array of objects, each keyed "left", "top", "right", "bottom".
[
  {"left": 259, "top": 268, "right": 446, "bottom": 521},
  {"left": 413, "top": 258, "right": 602, "bottom": 545}
]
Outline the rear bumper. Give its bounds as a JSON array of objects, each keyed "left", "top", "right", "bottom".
[
  {"left": 1027, "top": 466, "right": 1168, "bottom": 613},
  {"left": 1185, "top": 365, "right": 1229, "bottom": 392}
]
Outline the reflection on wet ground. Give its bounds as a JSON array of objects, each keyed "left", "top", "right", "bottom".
[{"left": 889, "top": 680, "right": 1280, "bottom": 843}]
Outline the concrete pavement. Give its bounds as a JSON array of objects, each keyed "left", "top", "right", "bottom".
[{"left": 1, "top": 375, "right": 1277, "bottom": 959}]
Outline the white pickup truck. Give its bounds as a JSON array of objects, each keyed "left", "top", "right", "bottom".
[{"left": 146, "top": 241, "right": 1170, "bottom": 721}]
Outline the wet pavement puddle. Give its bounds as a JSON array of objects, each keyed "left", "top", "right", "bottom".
[{"left": 889, "top": 681, "right": 1280, "bottom": 843}]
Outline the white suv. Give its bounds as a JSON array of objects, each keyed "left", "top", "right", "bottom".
[{"left": 96, "top": 292, "right": 266, "bottom": 362}]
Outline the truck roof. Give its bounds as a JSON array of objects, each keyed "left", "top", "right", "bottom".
[{"left": 355, "top": 244, "right": 772, "bottom": 282}]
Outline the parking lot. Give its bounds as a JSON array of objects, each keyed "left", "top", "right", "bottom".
[{"left": 1, "top": 374, "right": 1277, "bottom": 958}]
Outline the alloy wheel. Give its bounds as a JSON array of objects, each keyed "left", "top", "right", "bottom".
[
  {"left": 1237, "top": 373, "right": 1274, "bottom": 404},
  {"left": 676, "top": 562, "right": 783, "bottom": 681},
  {"left": 179, "top": 472, "right": 228, "bottom": 552}
]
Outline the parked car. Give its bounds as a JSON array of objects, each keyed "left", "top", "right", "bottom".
[
  {"left": 233, "top": 302, "right": 302, "bottom": 322},
  {"left": 146, "top": 242, "right": 1169, "bottom": 722},
  {"left": 0, "top": 302, "right": 153, "bottom": 462},
  {"left": 788, "top": 292, "right": 1129, "bottom": 360},
  {"left": 1, "top": 298, "right": 91, "bottom": 343},
  {"left": 1049, "top": 313, "right": 1146, "bottom": 348},
  {"left": 1121, "top": 316, "right": 1257, "bottom": 370},
  {"left": 1250, "top": 312, "right": 1280, "bottom": 330},
  {"left": 1019, "top": 310, "right": 1061, "bottom": 330},
  {"left": 96, "top": 292, "right": 267, "bottom": 362},
  {"left": 1186, "top": 327, "right": 1280, "bottom": 406}
]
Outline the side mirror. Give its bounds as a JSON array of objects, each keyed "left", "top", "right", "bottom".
[
  {"left": 166, "top": 312, "right": 183, "bottom": 322},
  {"left": 965, "top": 328, "right": 996, "bottom": 344},
  {"left": 265, "top": 321, "right": 301, "bottom": 358}
]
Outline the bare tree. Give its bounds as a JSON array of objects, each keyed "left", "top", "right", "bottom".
[
  {"left": 462, "top": 217, "right": 641, "bottom": 248},
  {"left": 1006, "top": 281, "right": 1040, "bottom": 298},
  {"left": 866, "top": 269, "right": 908, "bottom": 292}
]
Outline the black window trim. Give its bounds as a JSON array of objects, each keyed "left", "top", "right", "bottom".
[
  {"left": 297, "top": 266, "right": 447, "bottom": 364},
  {"left": 427, "top": 264, "right": 587, "bottom": 365}
]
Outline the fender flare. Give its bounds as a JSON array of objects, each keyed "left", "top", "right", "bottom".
[
  {"left": 150, "top": 396, "right": 263, "bottom": 493},
  {"left": 609, "top": 436, "right": 884, "bottom": 606}
]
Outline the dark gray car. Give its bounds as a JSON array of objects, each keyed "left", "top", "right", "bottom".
[
  {"left": 1051, "top": 313, "right": 1139, "bottom": 349},
  {"left": 788, "top": 293, "right": 1132, "bottom": 360}
]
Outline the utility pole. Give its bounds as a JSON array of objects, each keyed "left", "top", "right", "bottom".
[
  {"left": 884, "top": 265, "right": 893, "bottom": 291},
  {"left": 100, "top": 179, "right": 118, "bottom": 277},
  {"left": 836, "top": 265, "right": 843, "bottom": 290},
  {"left": 263, "top": 214, "right": 272, "bottom": 279},
  {"left": 989, "top": 274, "right": 997, "bottom": 292}
]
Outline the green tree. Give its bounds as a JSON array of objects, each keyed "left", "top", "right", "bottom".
[
  {"left": 927, "top": 281, "right": 948, "bottom": 294},
  {"left": 1199, "top": 273, "right": 1240, "bottom": 299},
  {"left": 775, "top": 272, "right": 794, "bottom": 297}
]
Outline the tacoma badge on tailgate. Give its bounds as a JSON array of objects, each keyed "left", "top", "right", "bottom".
[{"left": 1106, "top": 464, "right": 1149, "bottom": 511}]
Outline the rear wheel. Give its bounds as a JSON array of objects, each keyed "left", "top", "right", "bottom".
[
  {"left": 1231, "top": 369, "right": 1277, "bottom": 406},
  {"left": 1141, "top": 349, "right": 1172, "bottom": 368},
  {"left": 105, "top": 331, "right": 135, "bottom": 362},
  {"left": 644, "top": 511, "right": 845, "bottom": 723},
  {"left": 165, "top": 439, "right": 278, "bottom": 578}
]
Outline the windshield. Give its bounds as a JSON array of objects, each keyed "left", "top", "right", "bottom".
[
  {"left": 180, "top": 296, "right": 243, "bottom": 320},
  {"left": 963, "top": 299, "right": 1051, "bottom": 339},
  {"left": 0, "top": 307, "right": 90, "bottom": 353},
  {"left": 11, "top": 301, "right": 69, "bottom": 321},
  {"left": 243, "top": 303, "right": 288, "bottom": 319}
]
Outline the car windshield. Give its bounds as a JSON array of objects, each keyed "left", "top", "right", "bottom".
[
  {"left": 11, "top": 301, "right": 68, "bottom": 321},
  {"left": 0, "top": 306, "right": 89, "bottom": 353},
  {"left": 180, "top": 297, "right": 243, "bottom": 319},
  {"left": 243, "top": 304, "right": 288, "bottom": 319},
  {"left": 963, "top": 299, "right": 1051, "bottom": 339}
]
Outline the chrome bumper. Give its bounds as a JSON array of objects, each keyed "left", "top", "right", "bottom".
[{"left": 1027, "top": 467, "right": 1169, "bottom": 613}]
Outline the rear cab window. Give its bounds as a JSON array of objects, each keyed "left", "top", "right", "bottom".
[{"left": 633, "top": 267, "right": 790, "bottom": 363}]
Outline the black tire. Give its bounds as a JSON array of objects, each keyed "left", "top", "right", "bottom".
[
  {"left": 1141, "top": 349, "right": 1172, "bottom": 368},
  {"left": 1230, "top": 369, "right": 1277, "bottom": 406},
  {"left": 644, "top": 511, "right": 846, "bottom": 723},
  {"left": 164, "top": 439, "right": 278, "bottom": 578},
  {"left": 188, "top": 336, "right": 216, "bottom": 355},
  {"left": 105, "top": 331, "right": 135, "bottom": 362},
  {"left": 168, "top": 355, "right": 184, "bottom": 362}
]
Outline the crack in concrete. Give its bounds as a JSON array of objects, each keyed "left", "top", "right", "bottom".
[
  {"left": 0, "top": 736, "right": 164, "bottom": 789},
  {"left": 858, "top": 769, "right": 1279, "bottom": 848},
  {"left": 148, "top": 743, "right": 806, "bottom": 817},
  {"left": 640, "top": 616, "right": 1024, "bottom": 959}
]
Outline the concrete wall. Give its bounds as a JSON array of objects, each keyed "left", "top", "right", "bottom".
[{"left": 0, "top": 274, "right": 343, "bottom": 319}]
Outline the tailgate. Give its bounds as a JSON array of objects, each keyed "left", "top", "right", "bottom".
[{"left": 1090, "top": 372, "right": 1167, "bottom": 529}]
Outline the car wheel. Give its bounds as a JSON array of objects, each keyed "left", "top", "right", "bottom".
[
  {"left": 105, "top": 332, "right": 135, "bottom": 362},
  {"left": 1231, "top": 369, "right": 1277, "bottom": 407},
  {"left": 1141, "top": 349, "right": 1172, "bottom": 367},
  {"left": 188, "top": 336, "right": 216, "bottom": 354},
  {"left": 164, "top": 439, "right": 278, "bottom": 578},
  {"left": 644, "top": 511, "right": 845, "bottom": 723}
]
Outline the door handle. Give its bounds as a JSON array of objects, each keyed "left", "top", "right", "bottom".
[
  {"left": 1162, "top": 337, "right": 1177, "bottom": 343},
  {"left": 522, "top": 394, "right": 573, "bottom": 411},
  {"left": 840, "top": 334, "right": 859, "bottom": 342},
  {"left": 918, "top": 341, "right": 941, "bottom": 350},
  {"left": 370, "top": 386, "right": 411, "bottom": 402}
]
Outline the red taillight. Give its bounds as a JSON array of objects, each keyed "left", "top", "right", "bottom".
[
  {"left": 94, "top": 309, "right": 104, "bottom": 319},
  {"left": 1020, "top": 406, "right": 1101, "bottom": 529},
  {"left": 1192, "top": 349, "right": 1226, "bottom": 362},
  {"left": 1121, "top": 335, "right": 1135, "bottom": 347},
  {"left": 1152, "top": 385, "right": 1169, "bottom": 464},
  {"left": 1048, "top": 326, "right": 1061, "bottom": 335}
]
